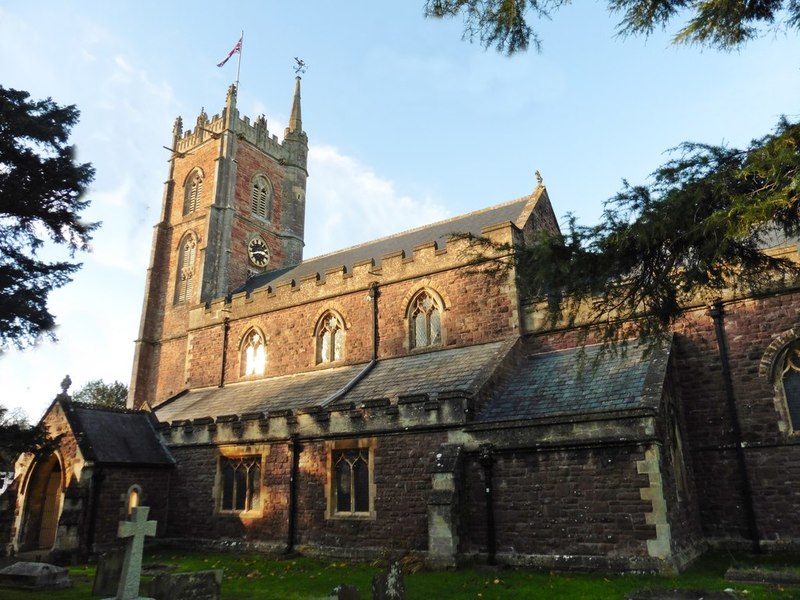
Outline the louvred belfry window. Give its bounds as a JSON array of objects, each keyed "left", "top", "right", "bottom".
[
  {"left": 251, "top": 175, "right": 272, "bottom": 220},
  {"left": 183, "top": 171, "right": 203, "bottom": 215},
  {"left": 175, "top": 234, "right": 197, "bottom": 304}
]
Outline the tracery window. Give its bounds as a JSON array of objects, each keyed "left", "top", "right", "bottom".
[
  {"left": 333, "top": 449, "right": 370, "bottom": 514},
  {"left": 183, "top": 170, "right": 203, "bottom": 215},
  {"left": 174, "top": 233, "right": 197, "bottom": 304},
  {"left": 316, "top": 312, "right": 344, "bottom": 364},
  {"left": 409, "top": 290, "right": 442, "bottom": 350},
  {"left": 251, "top": 174, "right": 273, "bottom": 220},
  {"left": 242, "top": 330, "right": 267, "bottom": 377},
  {"left": 780, "top": 341, "right": 800, "bottom": 430},
  {"left": 219, "top": 456, "right": 261, "bottom": 513}
]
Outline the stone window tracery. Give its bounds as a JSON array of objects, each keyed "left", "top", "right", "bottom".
[
  {"left": 326, "top": 439, "right": 375, "bottom": 519},
  {"left": 780, "top": 341, "right": 800, "bottom": 431},
  {"left": 316, "top": 312, "right": 344, "bottom": 364},
  {"left": 251, "top": 174, "right": 273, "bottom": 221},
  {"left": 408, "top": 290, "right": 442, "bottom": 350},
  {"left": 174, "top": 233, "right": 197, "bottom": 304},
  {"left": 241, "top": 330, "right": 267, "bottom": 377},
  {"left": 219, "top": 456, "right": 261, "bottom": 513},
  {"left": 183, "top": 170, "right": 203, "bottom": 215}
]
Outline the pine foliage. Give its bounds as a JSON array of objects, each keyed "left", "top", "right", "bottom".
[{"left": 0, "top": 86, "right": 97, "bottom": 350}]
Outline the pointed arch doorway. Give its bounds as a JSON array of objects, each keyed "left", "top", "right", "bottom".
[{"left": 19, "top": 453, "right": 63, "bottom": 551}]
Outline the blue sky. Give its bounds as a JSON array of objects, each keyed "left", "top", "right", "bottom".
[{"left": 1, "top": 1, "right": 799, "bottom": 421}]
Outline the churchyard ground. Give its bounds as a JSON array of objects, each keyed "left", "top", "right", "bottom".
[{"left": 3, "top": 549, "right": 800, "bottom": 599}]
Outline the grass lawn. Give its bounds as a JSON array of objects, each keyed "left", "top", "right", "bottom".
[{"left": 3, "top": 549, "right": 800, "bottom": 599}]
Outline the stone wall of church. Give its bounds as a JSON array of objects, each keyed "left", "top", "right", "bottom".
[
  {"left": 164, "top": 431, "right": 445, "bottom": 557},
  {"left": 674, "top": 289, "right": 800, "bottom": 547},
  {"left": 460, "top": 445, "right": 661, "bottom": 571},
  {"left": 91, "top": 468, "right": 172, "bottom": 548},
  {"left": 182, "top": 260, "right": 518, "bottom": 390}
]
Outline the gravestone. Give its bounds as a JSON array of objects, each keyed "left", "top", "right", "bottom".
[
  {"left": 328, "top": 584, "right": 360, "bottom": 600},
  {"left": 104, "top": 505, "right": 157, "bottom": 600},
  {"left": 92, "top": 547, "right": 125, "bottom": 596},
  {"left": 0, "top": 561, "right": 70, "bottom": 590},
  {"left": 147, "top": 569, "right": 222, "bottom": 600},
  {"left": 371, "top": 562, "right": 405, "bottom": 600}
]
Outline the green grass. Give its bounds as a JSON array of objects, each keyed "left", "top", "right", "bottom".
[{"left": 3, "top": 549, "right": 800, "bottom": 599}]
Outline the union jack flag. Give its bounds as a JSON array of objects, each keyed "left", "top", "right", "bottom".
[{"left": 217, "top": 36, "right": 242, "bottom": 67}]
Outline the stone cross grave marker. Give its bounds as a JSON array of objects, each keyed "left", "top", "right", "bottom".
[{"left": 105, "top": 505, "right": 157, "bottom": 600}]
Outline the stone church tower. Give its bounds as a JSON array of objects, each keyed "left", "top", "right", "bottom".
[{"left": 129, "top": 80, "right": 308, "bottom": 409}]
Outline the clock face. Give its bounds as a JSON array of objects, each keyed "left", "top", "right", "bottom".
[{"left": 247, "top": 236, "right": 270, "bottom": 268}]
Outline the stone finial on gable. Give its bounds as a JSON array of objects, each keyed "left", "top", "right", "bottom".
[
  {"left": 196, "top": 108, "right": 208, "bottom": 129},
  {"left": 60, "top": 374, "right": 72, "bottom": 395},
  {"left": 535, "top": 170, "right": 543, "bottom": 187}
]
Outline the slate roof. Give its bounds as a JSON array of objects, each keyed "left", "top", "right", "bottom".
[
  {"left": 154, "top": 339, "right": 516, "bottom": 422},
  {"left": 476, "top": 339, "right": 672, "bottom": 423},
  {"left": 237, "top": 195, "right": 533, "bottom": 293},
  {"left": 62, "top": 402, "right": 174, "bottom": 466}
]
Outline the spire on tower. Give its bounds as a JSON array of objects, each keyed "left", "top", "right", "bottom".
[{"left": 287, "top": 76, "right": 302, "bottom": 134}]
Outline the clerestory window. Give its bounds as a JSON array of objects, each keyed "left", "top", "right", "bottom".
[
  {"left": 408, "top": 290, "right": 442, "bottom": 350},
  {"left": 241, "top": 330, "right": 267, "bottom": 377},
  {"left": 316, "top": 312, "right": 345, "bottom": 364},
  {"left": 251, "top": 174, "right": 273, "bottom": 220}
]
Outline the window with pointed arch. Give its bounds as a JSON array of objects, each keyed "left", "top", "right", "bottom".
[
  {"left": 174, "top": 233, "right": 197, "bottom": 304},
  {"left": 316, "top": 311, "right": 345, "bottom": 364},
  {"left": 219, "top": 455, "right": 262, "bottom": 513},
  {"left": 408, "top": 289, "right": 443, "bottom": 350},
  {"left": 251, "top": 174, "right": 273, "bottom": 221},
  {"left": 183, "top": 169, "right": 203, "bottom": 215},
  {"left": 779, "top": 340, "right": 800, "bottom": 431},
  {"left": 241, "top": 329, "right": 267, "bottom": 377},
  {"left": 326, "top": 438, "right": 376, "bottom": 519}
]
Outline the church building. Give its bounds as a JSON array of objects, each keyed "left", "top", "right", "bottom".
[{"left": 5, "top": 79, "right": 800, "bottom": 573}]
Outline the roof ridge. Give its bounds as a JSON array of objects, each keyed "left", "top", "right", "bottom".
[{"left": 302, "top": 194, "right": 531, "bottom": 263}]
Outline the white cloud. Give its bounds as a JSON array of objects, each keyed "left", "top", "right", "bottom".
[{"left": 305, "top": 144, "right": 450, "bottom": 258}]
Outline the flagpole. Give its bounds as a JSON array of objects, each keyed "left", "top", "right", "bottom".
[{"left": 235, "top": 30, "right": 243, "bottom": 92}]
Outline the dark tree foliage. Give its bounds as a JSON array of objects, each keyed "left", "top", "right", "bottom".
[
  {"left": 517, "top": 118, "right": 800, "bottom": 342},
  {"left": 72, "top": 379, "right": 128, "bottom": 409},
  {"left": 0, "top": 405, "right": 49, "bottom": 467},
  {"left": 0, "top": 86, "right": 97, "bottom": 351},
  {"left": 424, "top": 0, "right": 800, "bottom": 53}
]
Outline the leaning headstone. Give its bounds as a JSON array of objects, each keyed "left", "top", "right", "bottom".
[
  {"left": 92, "top": 547, "right": 125, "bottom": 596},
  {"left": 104, "top": 505, "right": 157, "bottom": 600},
  {"left": 327, "top": 583, "right": 360, "bottom": 600},
  {"left": 371, "top": 562, "right": 405, "bottom": 600},
  {"left": 147, "top": 569, "right": 222, "bottom": 600},
  {"left": 0, "top": 561, "right": 70, "bottom": 590}
]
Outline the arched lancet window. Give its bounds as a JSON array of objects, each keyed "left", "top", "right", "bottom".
[
  {"left": 408, "top": 290, "right": 442, "bottom": 350},
  {"left": 242, "top": 329, "right": 267, "bottom": 377},
  {"left": 174, "top": 233, "right": 197, "bottom": 304},
  {"left": 316, "top": 312, "right": 345, "bottom": 364},
  {"left": 251, "top": 174, "right": 273, "bottom": 220},
  {"left": 183, "top": 169, "right": 203, "bottom": 215},
  {"left": 126, "top": 485, "right": 141, "bottom": 516},
  {"left": 780, "top": 341, "right": 800, "bottom": 431}
]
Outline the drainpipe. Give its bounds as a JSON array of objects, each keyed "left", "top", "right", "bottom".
[
  {"left": 478, "top": 444, "right": 496, "bottom": 565},
  {"left": 708, "top": 300, "right": 760, "bottom": 552},
  {"left": 369, "top": 282, "right": 379, "bottom": 361},
  {"left": 218, "top": 317, "right": 230, "bottom": 388},
  {"left": 286, "top": 434, "right": 300, "bottom": 555}
]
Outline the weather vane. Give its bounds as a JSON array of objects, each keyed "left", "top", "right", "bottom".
[{"left": 293, "top": 57, "right": 307, "bottom": 75}]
